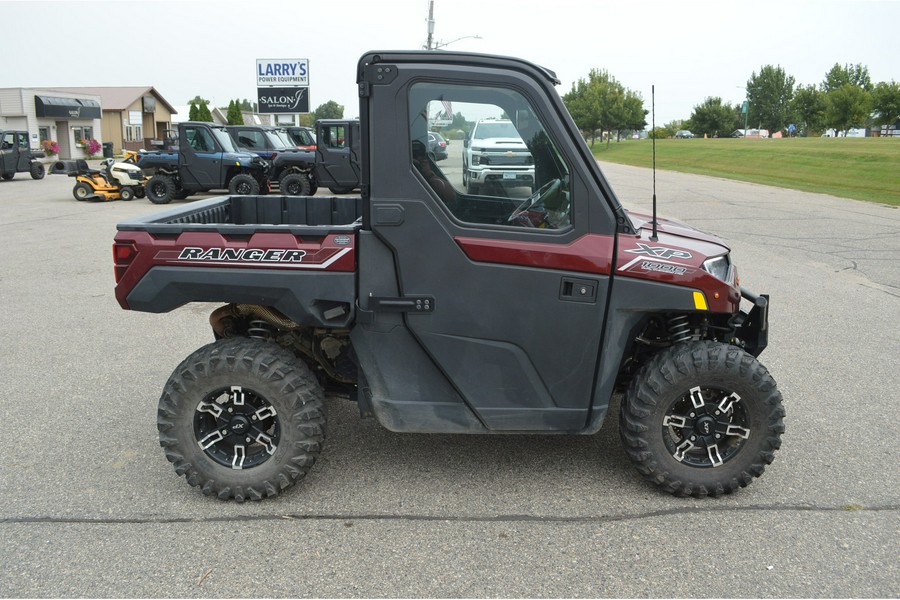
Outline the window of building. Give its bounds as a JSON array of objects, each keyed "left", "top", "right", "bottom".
[
  {"left": 125, "top": 125, "right": 143, "bottom": 142},
  {"left": 408, "top": 82, "right": 571, "bottom": 230},
  {"left": 73, "top": 126, "right": 94, "bottom": 143},
  {"left": 38, "top": 127, "right": 50, "bottom": 142}
]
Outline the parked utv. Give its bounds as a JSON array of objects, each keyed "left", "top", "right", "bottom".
[
  {"left": 113, "top": 51, "right": 783, "bottom": 503},
  {"left": 136, "top": 121, "right": 269, "bottom": 204},
  {"left": 225, "top": 125, "right": 318, "bottom": 196},
  {"left": 1, "top": 130, "right": 46, "bottom": 180}
]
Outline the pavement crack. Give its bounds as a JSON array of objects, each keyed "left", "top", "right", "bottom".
[{"left": 2, "top": 504, "right": 898, "bottom": 526}]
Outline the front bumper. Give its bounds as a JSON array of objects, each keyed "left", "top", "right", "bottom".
[
  {"left": 732, "top": 287, "right": 769, "bottom": 356},
  {"left": 469, "top": 169, "right": 534, "bottom": 188}
]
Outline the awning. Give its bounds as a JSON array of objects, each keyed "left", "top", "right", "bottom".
[{"left": 34, "top": 96, "right": 101, "bottom": 119}]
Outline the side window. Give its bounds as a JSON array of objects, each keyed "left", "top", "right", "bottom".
[
  {"left": 1, "top": 132, "right": 13, "bottom": 150},
  {"left": 322, "top": 126, "right": 346, "bottom": 148},
  {"left": 185, "top": 127, "right": 214, "bottom": 151},
  {"left": 17, "top": 133, "right": 29, "bottom": 149},
  {"left": 408, "top": 82, "right": 571, "bottom": 230}
]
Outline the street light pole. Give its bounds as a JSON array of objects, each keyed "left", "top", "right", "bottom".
[{"left": 425, "top": 0, "right": 435, "bottom": 50}]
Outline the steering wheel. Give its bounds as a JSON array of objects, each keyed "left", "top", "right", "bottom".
[{"left": 507, "top": 178, "right": 561, "bottom": 227}]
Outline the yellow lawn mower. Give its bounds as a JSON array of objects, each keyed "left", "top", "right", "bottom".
[{"left": 54, "top": 157, "right": 147, "bottom": 201}]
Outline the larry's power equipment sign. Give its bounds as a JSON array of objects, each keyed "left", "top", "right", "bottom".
[
  {"left": 256, "top": 59, "right": 309, "bottom": 86},
  {"left": 256, "top": 59, "right": 309, "bottom": 114}
]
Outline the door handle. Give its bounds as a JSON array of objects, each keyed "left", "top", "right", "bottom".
[{"left": 560, "top": 277, "right": 597, "bottom": 303}]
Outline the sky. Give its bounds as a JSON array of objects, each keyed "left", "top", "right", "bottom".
[{"left": 2, "top": 0, "right": 898, "bottom": 126}]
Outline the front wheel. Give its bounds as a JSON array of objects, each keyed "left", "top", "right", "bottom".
[
  {"left": 72, "top": 181, "right": 92, "bottom": 201},
  {"left": 228, "top": 173, "right": 260, "bottom": 195},
  {"left": 280, "top": 173, "right": 311, "bottom": 196},
  {"left": 157, "top": 338, "right": 326, "bottom": 502},
  {"left": 620, "top": 341, "right": 784, "bottom": 498},
  {"left": 30, "top": 162, "right": 46, "bottom": 180},
  {"left": 119, "top": 186, "right": 135, "bottom": 201},
  {"left": 146, "top": 174, "right": 175, "bottom": 204}
]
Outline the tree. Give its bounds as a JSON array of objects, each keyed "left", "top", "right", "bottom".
[
  {"left": 188, "top": 96, "right": 213, "bottom": 122},
  {"left": 226, "top": 99, "right": 244, "bottom": 125},
  {"left": 240, "top": 98, "right": 257, "bottom": 113},
  {"left": 197, "top": 102, "right": 213, "bottom": 122},
  {"left": 687, "top": 97, "right": 737, "bottom": 137},
  {"left": 871, "top": 81, "right": 900, "bottom": 129},
  {"left": 824, "top": 84, "right": 872, "bottom": 134},
  {"left": 790, "top": 85, "right": 826, "bottom": 135},
  {"left": 312, "top": 100, "right": 344, "bottom": 121},
  {"left": 563, "top": 74, "right": 604, "bottom": 146},
  {"left": 563, "top": 68, "right": 645, "bottom": 146},
  {"left": 747, "top": 65, "right": 795, "bottom": 133},
  {"left": 822, "top": 63, "right": 872, "bottom": 93}
]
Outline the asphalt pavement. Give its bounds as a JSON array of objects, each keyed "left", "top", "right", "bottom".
[{"left": 0, "top": 161, "right": 897, "bottom": 597}]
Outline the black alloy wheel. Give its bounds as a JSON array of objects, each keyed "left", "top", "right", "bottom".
[
  {"left": 157, "top": 337, "right": 326, "bottom": 501},
  {"left": 620, "top": 340, "right": 784, "bottom": 498}
]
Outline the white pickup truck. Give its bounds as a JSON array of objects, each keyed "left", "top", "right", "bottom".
[{"left": 462, "top": 118, "right": 535, "bottom": 194}]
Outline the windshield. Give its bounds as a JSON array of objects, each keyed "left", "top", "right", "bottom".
[
  {"left": 290, "top": 128, "right": 315, "bottom": 146},
  {"left": 264, "top": 131, "right": 290, "bottom": 149},
  {"left": 272, "top": 130, "right": 294, "bottom": 148},
  {"left": 474, "top": 121, "right": 521, "bottom": 140},
  {"left": 211, "top": 127, "right": 238, "bottom": 152}
]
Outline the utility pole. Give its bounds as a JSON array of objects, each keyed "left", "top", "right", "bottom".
[{"left": 425, "top": 0, "right": 435, "bottom": 50}]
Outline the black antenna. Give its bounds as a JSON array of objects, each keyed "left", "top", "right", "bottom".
[{"left": 650, "top": 84, "right": 658, "bottom": 242}]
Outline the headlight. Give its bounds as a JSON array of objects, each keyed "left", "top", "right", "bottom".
[{"left": 702, "top": 254, "right": 732, "bottom": 282}]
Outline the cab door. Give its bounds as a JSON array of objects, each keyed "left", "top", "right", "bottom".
[
  {"left": 0, "top": 132, "right": 17, "bottom": 175},
  {"left": 358, "top": 59, "right": 619, "bottom": 432},
  {"left": 179, "top": 125, "right": 223, "bottom": 189},
  {"left": 15, "top": 133, "right": 31, "bottom": 172},
  {"left": 315, "top": 122, "right": 359, "bottom": 189}
]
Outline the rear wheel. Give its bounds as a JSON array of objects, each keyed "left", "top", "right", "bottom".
[
  {"left": 2, "top": 173, "right": 14, "bottom": 180},
  {"left": 228, "top": 173, "right": 260, "bottom": 195},
  {"left": 280, "top": 173, "right": 311, "bottom": 196},
  {"left": 620, "top": 341, "right": 784, "bottom": 498},
  {"left": 119, "top": 186, "right": 135, "bottom": 201},
  {"left": 30, "top": 162, "right": 45, "bottom": 180},
  {"left": 72, "top": 181, "right": 92, "bottom": 201},
  {"left": 147, "top": 174, "right": 175, "bottom": 204},
  {"left": 157, "top": 338, "right": 326, "bottom": 502}
]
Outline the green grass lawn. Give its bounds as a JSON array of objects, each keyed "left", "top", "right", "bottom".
[{"left": 591, "top": 137, "right": 900, "bottom": 206}]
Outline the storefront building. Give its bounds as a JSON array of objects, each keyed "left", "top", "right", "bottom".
[
  {"left": 0, "top": 86, "right": 177, "bottom": 158},
  {"left": 53, "top": 87, "right": 176, "bottom": 153},
  {"left": 0, "top": 87, "right": 102, "bottom": 159}
]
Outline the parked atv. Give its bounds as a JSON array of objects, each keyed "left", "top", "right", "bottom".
[
  {"left": 0, "top": 130, "right": 46, "bottom": 180},
  {"left": 136, "top": 121, "right": 269, "bottom": 204},
  {"left": 225, "top": 125, "right": 318, "bottom": 196}
]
